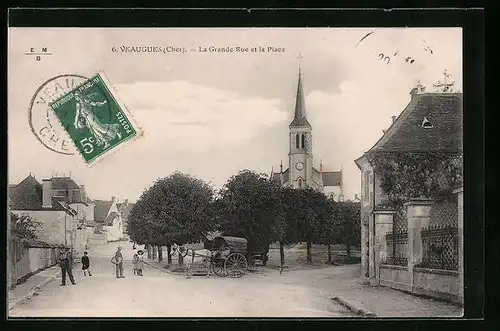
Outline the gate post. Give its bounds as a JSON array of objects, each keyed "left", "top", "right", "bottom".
[{"left": 405, "top": 198, "right": 434, "bottom": 293}]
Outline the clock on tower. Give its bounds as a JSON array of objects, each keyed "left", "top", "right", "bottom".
[{"left": 295, "top": 161, "right": 304, "bottom": 171}]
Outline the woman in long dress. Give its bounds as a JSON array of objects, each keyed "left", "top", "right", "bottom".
[
  {"left": 73, "top": 91, "right": 121, "bottom": 149},
  {"left": 136, "top": 250, "right": 145, "bottom": 276}
]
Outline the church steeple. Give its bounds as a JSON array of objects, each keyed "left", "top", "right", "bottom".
[{"left": 289, "top": 61, "right": 311, "bottom": 129}]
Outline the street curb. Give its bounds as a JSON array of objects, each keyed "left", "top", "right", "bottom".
[
  {"left": 8, "top": 269, "right": 61, "bottom": 311},
  {"left": 331, "top": 297, "right": 377, "bottom": 317},
  {"left": 8, "top": 262, "right": 79, "bottom": 312}
]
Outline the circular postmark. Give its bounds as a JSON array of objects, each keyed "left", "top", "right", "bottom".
[{"left": 29, "top": 74, "right": 89, "bottom": 155}]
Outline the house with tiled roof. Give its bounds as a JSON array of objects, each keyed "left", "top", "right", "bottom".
[
  {"left": 270, "top": 65, "right": 344, "bottom": 200},
  {"left": 8, "top": 174, "right": 78, "bottom": 246},
  {"left": 93, "top": 197, "right": 125, "bottom": 242},
  {"left": 354, "top": 79, "right": 463, "bottom": 303}
]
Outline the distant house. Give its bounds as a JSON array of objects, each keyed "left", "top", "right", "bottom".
[
  {"left": 8, "top": 174, "right": 77, "bottom": 246},
  {"left": 117, "top": 199, "right": 135, "bottom": 238},
  {"left": 44, "top": 177, "right": 89, "bottom": 230},
  {"left": 93, "top": 197, "right": 124, "bottom": 242}
]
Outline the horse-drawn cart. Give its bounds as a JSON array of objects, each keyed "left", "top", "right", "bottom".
[
  {"left": 209, "top": 236, "right": 248, "bottom": 278},
  {"left": 175, "top": 236, "right": 250, "bottom": 278}
]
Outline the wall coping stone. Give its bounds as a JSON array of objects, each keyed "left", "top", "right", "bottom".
[
  {"left": 373, "top": 209, "right": 397, "bottom": 215},
  {"left": 413, "top": 267, "right": 459, "bottom": 276},
  {"left": 380, "top": 264, "right": 409, "bottom": 271},
  {"left": 403, "top": 198, "right": 435, "bottom": 207}
]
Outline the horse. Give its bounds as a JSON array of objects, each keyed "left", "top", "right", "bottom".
[{"left": 171, "top": 243, "right": 213, "bottom": 278}]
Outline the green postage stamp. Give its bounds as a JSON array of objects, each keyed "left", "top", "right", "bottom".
[{"left": 49, "top": 72, "right": 142, "bottom": 165}]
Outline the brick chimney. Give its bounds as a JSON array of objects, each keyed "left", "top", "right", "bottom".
[
  {"left": 409, "top": 87, "right": 418, "bottom": 99},
  {"left": 124, "top": 198, "right": 128, "bottom": 205},
  {"left": 391, "top": 115, "right": 397, "bottom": 124},
  {"left": 42, "top": 179, "right": 53, "bottom": 208},
  {"left": 111, "top": 196, "right": 116, "bottom": 203},
  {"left": 410, "top": 81, "right": 425, "bottom": 100}
]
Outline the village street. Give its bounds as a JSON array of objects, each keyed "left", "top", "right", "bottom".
[
  {"left": 9, "top": 241, "right": 351, "bottom": 317},
  {"left": 9, "top": 241, "right": 462, "bottom": 318}
]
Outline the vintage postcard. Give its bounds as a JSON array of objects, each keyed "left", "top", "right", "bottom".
[{"left": 8, "top": 26, "right": 464, "bottom": 318}]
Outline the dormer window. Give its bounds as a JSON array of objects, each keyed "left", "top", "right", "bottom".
[{"left": 422, "top": 116, "right": 433, "bottom": 128}]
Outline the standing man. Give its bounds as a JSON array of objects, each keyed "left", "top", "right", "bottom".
[
  {"left": 111, "top": 246, "right": 125, "bottom": 278},
  {"left": 59, "top": 247, "right": 76, "bottom": 286}
]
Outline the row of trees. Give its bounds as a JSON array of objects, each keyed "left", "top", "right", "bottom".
[{"left": 127, "top": 170, "right": 360, "bottom": 266}]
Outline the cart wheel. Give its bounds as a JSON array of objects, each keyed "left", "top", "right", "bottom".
[
  {"left": 212, "top": 260, "right": 226, "bottom": 277},
  {"left": 224, "top": 253, "right": 247, "bottom": 278}
]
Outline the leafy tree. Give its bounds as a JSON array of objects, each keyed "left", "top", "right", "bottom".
[
  {"left": 218, "top": 170, "right": 282, "bottom": 265},
  {"left": 127, "top": 172, "right": 215, "bottom": 265},
  {"left": 339, "top": 201, "right": 361, "bottom": 258},
  {"left": 282, "top": 187, "right": 330, "bottom": 264},
  {"left": 11, "top": 213, "right": 42, "bottom": 241},
  {"left": 319, "top": 199, "right": 343, "bottom": 264}
]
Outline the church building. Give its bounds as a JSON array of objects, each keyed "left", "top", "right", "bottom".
[{"left": 270, "top": 66, "right": 344, "bottom": 201}]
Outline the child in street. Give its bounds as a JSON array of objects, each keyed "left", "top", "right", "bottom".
[
  {"left": 136, "top": 250, "right": 145, "bottom": 276},
  {"left": 132, "top": 253, "right": 139, "bottom": 275},
  {"left": 81, "top": 251, "right": 92, "bottom": 276}
]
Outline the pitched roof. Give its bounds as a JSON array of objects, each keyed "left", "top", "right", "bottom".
[
  {"left": 271, "top": 168, "right": 290, "bottom": 184},
  {"left": 368, "top": 93, "right": 463, "bottom": 153},
  {"left": 322, "top": 171, "right": 342, "bottom": 187},
  {"left": 50, "top": 177, "right": 87, "bottom": 204},
  {"left": 93, "top": 200, "right": 114, "bottom": 223},
  {"left": 51, "top": 177, "right": 81, "bottom": 190},
  {"left": 8, "top": 175, "right": 70, "bottom": 212},
  {"left": 103, "top": 211, "right": 119, "bottom": 226},
  {"left": 117, "top": 202, "right": 133, "bottom": 209},
  {"left": 289, "top": 68, "right": 312, "bottom": 128}
]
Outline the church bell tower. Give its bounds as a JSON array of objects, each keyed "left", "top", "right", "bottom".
[{"left": 288, "top": 65, "right": 313, "bottom": 189}]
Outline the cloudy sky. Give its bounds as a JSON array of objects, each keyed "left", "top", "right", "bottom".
[{"left": 8, "top": 28, "right": 462, "bottom": 202}]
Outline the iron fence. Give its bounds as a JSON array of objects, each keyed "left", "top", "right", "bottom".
[
  {"left": 417, "top": 224, "right": 458, "bottom": 271},
  {"left": 384, "top": 229, "right": 408, "bottom": 266}
]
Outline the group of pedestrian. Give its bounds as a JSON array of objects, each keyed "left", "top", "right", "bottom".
[
  {"left": 58, "top": 245, "right": 146, "bottom": 286},
  {"left": 110, "top": 246, "right": 145, "bottom": 278}
]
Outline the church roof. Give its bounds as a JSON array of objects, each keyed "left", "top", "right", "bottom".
[
  {"left": 289, "top": 68, "right": 312, "bottom": 129},
  {"left": 322, "top": 171, "right": 342, "bottom": 187},
  {"left": 271, "top": 168, "right": 289, "bottom": 184}
]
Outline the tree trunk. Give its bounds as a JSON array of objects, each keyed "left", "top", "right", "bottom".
[
  {"left": 346, "top": 243, "right": 352, "bottom": 259},
  {"left": 146, "top": 244, "right": 152, "bottom": 259},
  {"left": 279, "top": 242, "right": 285, "bottom": 267},
  {"left": 158, "top": 246, "right": 163, "bottom": 262},
  {"left": 306, "top": 241, "right": 312, "bottom": 264},
  {"left": 167, "top": 244, "right": 172, "bottom": 264},
  {"left": 327, "top": 244, "right": 332, "bottom": 264},
  {"left": 152, "top": 246, "right": 157, "bottom": 260}
]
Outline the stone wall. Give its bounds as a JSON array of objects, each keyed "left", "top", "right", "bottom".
[
  {"left": 413, "top": 268, "right": 460, "bottom": 302},
  {"left": 373, "top": 191, "right": 463, "bottom": 305},
  {"left": 11, "top": 242, "right": 62, "bottom": 286}
]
